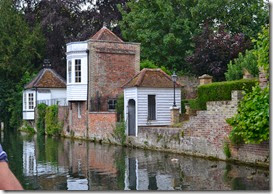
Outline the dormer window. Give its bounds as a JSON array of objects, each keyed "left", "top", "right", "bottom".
[
  {"left": 75, "top": 59, "right": 81, "bottom": 83},
  {"left": 68, "top": 60, "right": 72, "bottom": 83}
]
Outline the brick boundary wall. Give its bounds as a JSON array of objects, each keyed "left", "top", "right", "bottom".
[
  {"left": 127, "top": 90, "right": 269, "bottom": 166},
  {"left": 88, "top": 112, "right": 117, "bottom": 141}
]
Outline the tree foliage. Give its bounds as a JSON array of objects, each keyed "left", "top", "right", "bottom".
[
  {"left": 227, "top": 85, "right": 269, "bottom": 144},
  {"left": 17, "top": 0, "right": 129, "bottom": 77},
  {"left": 225, "top": 50, "right": 258, "bottom": 81},
  {"left": 186, "top": 24, "right": 251, "bottom": 80},
  {"left": 191, "top": 0, "right": 269, "bottom": 39},
  {"left": 140, "top": 60, "right": 171, "bottom": 75},
  {"left": 119, "top": 0, "right": 198, "bottom": 72},
  {"left": 0, "top": 0, "right": 44, "bottom": 128},
  {"left": 227, "top": 26, "right": 269, "bottom": 144}
]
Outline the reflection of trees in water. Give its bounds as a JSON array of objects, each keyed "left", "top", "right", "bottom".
[{"left": 114, "top": 148, "right": 126, "bottom": 189}]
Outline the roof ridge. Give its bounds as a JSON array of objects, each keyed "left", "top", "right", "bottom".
[
  {"left": 91, "top": 27, "right": 123, "bottom": 42},
  {"left": 135, "top": 68, "right": 147, "bottom": 86}
]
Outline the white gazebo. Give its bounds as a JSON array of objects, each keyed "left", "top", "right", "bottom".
[{"left": 122, "top": 68, "right": 183, "bottom": 136}]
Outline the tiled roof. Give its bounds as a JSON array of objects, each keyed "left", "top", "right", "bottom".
[
  {"left": 122, "top": 68, "right": 184, "bottom": 88},
  {"left": 24, "top": 68, "right": 66, "bottom": 89},
  {"left": 90, "top": 26, "right": 123, "bottom": 42}
]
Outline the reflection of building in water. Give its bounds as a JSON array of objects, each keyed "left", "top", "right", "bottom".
[
  {"left": 67, "top": 177, "right": 88, "bottom": 190},
  {"left": 124, "top": 157, "right": 174, "bottom": 190},
  {"left": 23, "top": 141, "right": 37, "bottom": 176}
]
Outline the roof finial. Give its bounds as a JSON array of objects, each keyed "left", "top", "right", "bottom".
[
  {"left": 102, "top": 21, "right": 107, "bottom": 28},
  {"left": 43, "top": 59, "right": 51, "bottom": 68}
]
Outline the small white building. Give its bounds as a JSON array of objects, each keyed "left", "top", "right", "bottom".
[
  {"left": 123, "top": 68, "right": 183, "bottom": 136},
  {"left": 23, "top": 65, "right": 67, "bottom": 120}
]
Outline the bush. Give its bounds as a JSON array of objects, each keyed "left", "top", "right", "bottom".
[
  {"left": 225, "top": 50, "right": 259, "bottom": 81},
  {"left": 188, "top": 79, "right": 257, "bottom": 110},
  {"left": 116, "top": 94, "right": 124, "bottom": 122},
  {"left": 223, "top": 142, "right": 231, "bottom": 158},
  {"left": 36, "top": 103, "right": 47, "bottom": 135},
  {"left": 45, "top": 105, "right": 61, "bottom": 136},
  {"left": 227, "top": 85, "right": 269, "bottom": 144},
  {"left": 112, "top": 121, "right": 126, "bottom": 145}
]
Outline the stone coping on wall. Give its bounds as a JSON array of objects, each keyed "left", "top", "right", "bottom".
[{"left": 89, "top": 111, "right": 117, "bottom": 114}]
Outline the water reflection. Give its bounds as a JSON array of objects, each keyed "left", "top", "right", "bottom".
[{"left": 0, "top": 130, "right": 269, "bottom": 191}]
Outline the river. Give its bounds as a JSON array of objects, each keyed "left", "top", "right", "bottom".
[{"left": 0, "top": 129, "right": 269, "bottom": 191}]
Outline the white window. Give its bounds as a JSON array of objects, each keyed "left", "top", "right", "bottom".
[
  {"left": 28, "top": 93, "right": 34, "bottom": 110},
  {"left": 68, "top": 60, "right": 72, "bottom": 83},
  {"left": 77, "top": 102, "right": 81, "bottom": 118},
  {"left": 75, "top": 59, "right": 81, "bottom": 83},
  {"left": 23, "top": 93, "right": 27, "bottom": 110}
]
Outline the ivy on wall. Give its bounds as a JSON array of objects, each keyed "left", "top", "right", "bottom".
[{"left": 45, "top": 105, "right": 62, "bottom": 136}]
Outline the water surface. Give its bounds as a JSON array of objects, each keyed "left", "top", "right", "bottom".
[{"left": 0, "top": 129, "right": 269, "bottom": 190}]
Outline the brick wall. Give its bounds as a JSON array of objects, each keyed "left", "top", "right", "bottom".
[
  {"left": 58, "top": 106, "right": 69, "bottom": 135},
  {"left": 88, "top": 112, "right": 117, "bottom": 140},
  {"left": 88, "top": 41, "right": 140, "bottom": 111},
  {"left": 65, "top": 101, "right": 88, "bottom": 138},
  {"left": 128, "top": 90, "right": 269, "bottom": 166}
]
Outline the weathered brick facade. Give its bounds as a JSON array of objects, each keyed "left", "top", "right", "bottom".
[
  {"left": 88, "top": 41, "right": 140, "bottom": 111},
  {"left": 88, "top": 112, "right": 117, "bottom": 140},
  {"left": 65, "top": 102, "right": 88, "bottom": 138}
]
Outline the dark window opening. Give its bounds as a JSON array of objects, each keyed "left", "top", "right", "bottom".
[
  {"left": 148, "top": 95, "right": 156, "bottom": 120},
  {"left": 108, "top": 99, "right": 117, "bottom": 111}
]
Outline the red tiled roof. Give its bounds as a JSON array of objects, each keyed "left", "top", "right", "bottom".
[
  {"left": 122, "top": 68, "right": 184, "bottom": 88},
  {"left": 24, "top": 68, "right": 66, "bottom": 89},
  {"left": 90, "top": 26, "right": 123, "bottom": 42}
]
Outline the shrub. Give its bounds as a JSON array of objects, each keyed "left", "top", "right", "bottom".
[
  {"left": 45, "top": 105, "right": 61, "bottom": 136},
  {"left": 227, "top": 85, "right": 269, "bottom": 144},
  {"left": 112, "top": 121, "right": 126, "bottom": 145},
  {"left": 223, "top": 142, "right": 231, "bottom": 158},
  {"left": 225, "top": 50, "right": 259, "bottom": 81},
  {"left": 36, "top": 103, "right": 47, "bottom": 135},
  {"left": 116, "top": 93, "right": 124, "bottom": 122},
  {"left": 188, "top": 79, "right": 257, "bottom": 110}
]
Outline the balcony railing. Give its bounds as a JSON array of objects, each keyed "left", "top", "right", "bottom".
[{"left": 37, "top": 98, "right": 67, "bottom": 106}]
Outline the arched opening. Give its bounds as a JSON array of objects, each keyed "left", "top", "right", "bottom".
[{"left": 128, "top": 99, "right": 136, "bottom": 136}]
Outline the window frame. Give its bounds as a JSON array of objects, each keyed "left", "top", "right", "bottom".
[
  {"left": 28, "top": 93, "right": 34, "bottom": 110},
  {"left": 75, "top": 59, "right": 81, "bottom": 83},
  {"left": 23, "top": 93, "right": 27, "bottom": 110},
  {"left": 148, "top": 95, "right": 156, "bottom": 120},
  {"left": 108, "top": 98, "right": 117, "bottom": 111},
  {"left": 68, "top": 60, "right": 72, "bottom": 83}
]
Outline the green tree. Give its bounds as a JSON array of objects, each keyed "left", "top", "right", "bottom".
[
  {"left": 191, "top": 0, "right": 269, "bottom": 39},
  {"left": 225, "top": 50, "right": 258, "bottom": 81},
  {"left": 140, "top": 60, "right": 171, "bottom": 75},
  {"left": 119, "top": 0, "right": 198, "bottom": 72},
  {"left": 227, "top": 26, "right": 269, "bottom": 144},
  {"left": 0, "top": 0, "right": 44, "bottom": 128}
]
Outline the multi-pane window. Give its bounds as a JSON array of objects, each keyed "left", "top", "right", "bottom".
[
  {"left": 28, "top": 93, "right": 34, "bottom": 109},
  {"left": 75, "top": 59, "right": 81, "bottom": 83},
  {"left": 23, "top": 93, "right": 27, "bottom": 110},
  {"left": 68, "top": 60, "right": 72, "bottom": 83},
  {"left": 108, "top": 99, "right": 117, "bottom": 111},
  {"left": 148, "top": 95, "right": 156, "bottom": 120}
]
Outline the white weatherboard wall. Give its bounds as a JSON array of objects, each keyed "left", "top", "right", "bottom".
[
  {"left": 66, "top": 41, "right": 88, "bottom": 101},
  {"left": 124, "top": 87, "right": 181, "bottom": 136},
  {"left": 22, "top": 89, "right": 36, "bottom": 120},
  {"left": 37, "top": 88, "right": 67, "bottom": 106},
  {"left": 137, "top": 88, "right": 181, "bottom": 126}
]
